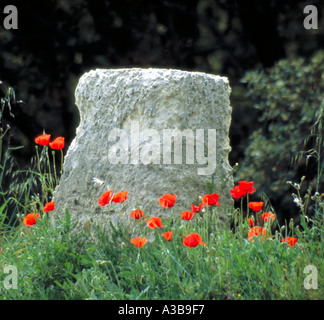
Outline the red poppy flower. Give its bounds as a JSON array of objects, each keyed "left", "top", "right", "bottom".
[
  {"left": 159, "top": 194, "right": 177, "bottom": 208},
  {"left": 248, "top": 226, "right": 268, "bottom": 242},
  {"left": 191, "top": 203, "right": 203, "bottom": 213},
  {"left": 282, "top": 237, "right": 298, "bottom": 247},
  {"left": 43, "top": 201, "right": 55, "bottom": 212},
  {"left": 146, "top": 217, "right": 163, "bottom": 229},
  {"left": 249, "top": 201, "right": 264, "bottom": 212},
  {"left": 162, "top": 231, "right": 173, "bottom": 241},
  {"left": 248, "top": 217, "right": 254, "bottom": 227},
  {"left": 238, "top": 181, "right": 256, "bottom": 196},
  {"left": 130, "top": 209, "right": 144, "bottom": 220},
  {"left": 98, "top": 190, "right": 113, "bottom": 206},
  {"left": 262, "top": 212, "right": 276, "bottom": 222},
  {"left": 202, "top": 193, "right": 220, "bottom": 206},
  {"left": 131, "top": 237, "right": 147, "bottom": 247},
  {"left": 183, "top": 233, "right": 206, "bottom": 248},
  {"left": 23, "top": 213, "right": 40, "bottom": 226},
  {"left": 230, "top": 185, "right": 245, "bottom": 199},
  {"left": 49, "top": 136, "right": 65, "bottom": 150},
  {"left": 180, "top": 211, "right": 194, "bottom": 220},
  {"left": 35, "top": 134, "right": 51, "bottom": 146},
  {"left": 112, "top": 191, "right": 128, "bottom": 203}
]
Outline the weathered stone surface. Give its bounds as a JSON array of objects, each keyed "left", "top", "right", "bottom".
[{"left": 53, "top": 68, "right": 233, "bottom": 230}]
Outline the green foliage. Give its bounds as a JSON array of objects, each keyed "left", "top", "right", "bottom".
[
  {"left": 0, "top": 200, "right": 323, "bottom": 300},
  {"left": 0, "top": 82, "right": 21, "bottom": 229},
  {"left": 238, "top": 51, "right": 324, "bottom": 217},
  {"left": 0, "top": 212, "right": 87, "bottom": 299},
  {"left": 0, "top": 82, "right": 54, "bottom": 230}
]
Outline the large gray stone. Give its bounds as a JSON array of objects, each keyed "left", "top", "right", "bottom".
[{"left": 53, "top": 68, "right": 233, "bottom": 230}]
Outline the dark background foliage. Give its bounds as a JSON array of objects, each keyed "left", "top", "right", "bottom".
[{"left": 1, "top": 0, "right": 324, "bottom": 222}]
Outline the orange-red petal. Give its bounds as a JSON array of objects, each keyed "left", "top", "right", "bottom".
[
  {"left": 238, "top": 181, "right": 256, "bottom": 195},
  {"left": 112, "top": 191, "right": 128, "bottom": 203},
  {"left": 249, "top": 201, "right": 264, "bottom": 212},
  {"left": 98, "top": 190, "right": 113, "bottom": 206},
  {"left": 191, "top": 203, "right": 203, "bottom": 213},
  {"left": 248, "top": 226, "right": 268, "bottom": 242},
  {"left": 262, "top": 212, "right": 276, "bottom": 222},
  {"left": 180, "top": 210, "right": 194, "bottom": 220},
  {"left": 49, "top": 136, "right": 65, "bottom": 150},
  {"left": 35, "top": 134, "right": 51, "bottom": 146},
  {"left": 162, "top": 231, "right": 173, "bottom": 241},
  {"left": 183, "top": 233, "right": 206, "bottom": 248},
  {"left": 282, "top": 237, "right": 298, "bottom": 247},
  {"left": 130, "top": 209, "right": 144, "bottom": 219},
  {"left": 23, "top": 213, "right": 40, "bottom": 226},
  {"left": 159, "top": 194, "right": 177, "bottom": 208},
  {"left": 131, "top": 237, "right": 147, "bottom": 247},
  {"left": 43, "top": 201, "right": 55, "bottom": 212},
  {"left": 202, "top": 193, "right": 220, "bottom": 206},
  {"left": 230, "top": 185, "right": 245, "bottom": 199},
  {"left": 146, "top": 217, "right": 163, "bottom": 229}
]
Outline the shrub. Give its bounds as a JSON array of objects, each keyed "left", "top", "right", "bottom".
[{"left": 238, "top": 51, "right": 324, "bottom": 222}]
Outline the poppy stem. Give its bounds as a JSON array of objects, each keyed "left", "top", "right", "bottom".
[
  {"left": 165, "top": 249, "right": 190, "bottom": 275},
  {"left": 107, "top": 261, "right": 121, "bottom": 288},
  {"left": 52, "top": 150, "right": 58, "bottom": 187},
  {"left": 35, "top": 145, "right": 41, "bottom": 173},
  {"left": 247, "top": 193, "right": 250, "bottom": 218},
  {"left": 240, "top": 197, "right": 243, "bottom": 225},
  {"left": 44, "top": 147, "right": 53, "bottom": 189},
  {"left": 0, "top": 137, "right": 2, "bottom": 165},
  {"left": 60, "top": 149, "right": 64, "bottom": 177}
]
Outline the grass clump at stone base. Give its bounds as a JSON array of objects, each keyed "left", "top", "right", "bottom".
[{"left": 0, "top": 203, "right": 323, "bottom": 300}]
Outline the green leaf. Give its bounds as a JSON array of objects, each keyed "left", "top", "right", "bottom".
[{"left": 64, "top": 209, "right": 71, "bottom": 232}]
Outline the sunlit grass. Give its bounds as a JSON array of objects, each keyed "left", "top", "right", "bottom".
[{"left": 0, "top": 193, "right": 323, "bottom": 300}]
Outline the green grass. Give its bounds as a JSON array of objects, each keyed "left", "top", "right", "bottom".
[{"left": 0, "top": 202, "right": 323, "bottom": 300}]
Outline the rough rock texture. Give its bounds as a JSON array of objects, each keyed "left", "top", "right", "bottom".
[{"left": 53, "top": 68, "right": 233, "bottom": 231}]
